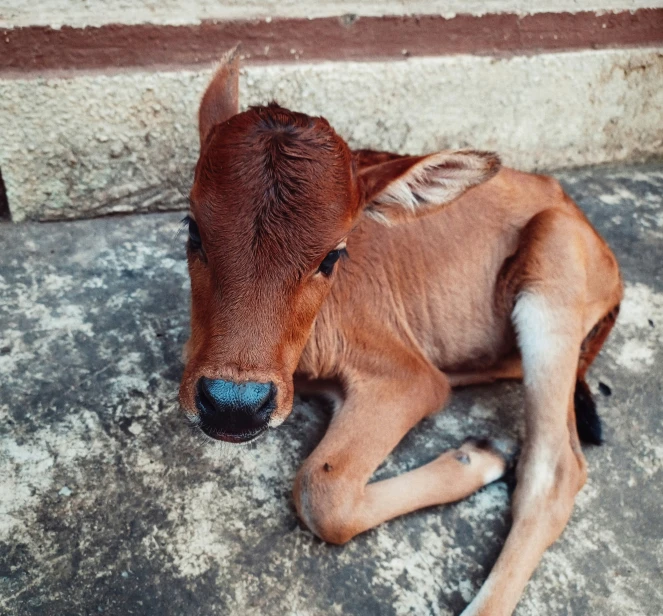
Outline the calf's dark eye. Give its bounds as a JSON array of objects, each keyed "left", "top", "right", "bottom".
[
  {"left": 185, "top": 216, "right": 202, "bottom": 251},
  {"left": 318, "top": 248, "right": 346, "bottom": 277}
]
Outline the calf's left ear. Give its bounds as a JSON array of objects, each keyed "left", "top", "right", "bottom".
[
  {"left": 358, "top": 150, "right": 501, "bottom": 225},
  {"left": 198, "top": 46, "right": 240, "bottom": 147}
]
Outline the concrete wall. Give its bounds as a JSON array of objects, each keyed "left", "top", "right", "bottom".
[
  {"left": 0, "top": 1, "right": 662, "bottom": 221},
  {"left": 3, "top": 1, "right": 663, "bottom": 27},
  {"left": 2, "top": 48, "right": 661, "bottom": 221}
]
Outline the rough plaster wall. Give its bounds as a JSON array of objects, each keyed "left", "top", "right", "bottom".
[
  {"left": 1, "top": 0, "right": 663, "bottom": 28},
  {"left": 0, "top": 48, "right": 661, "bottom": 221}
]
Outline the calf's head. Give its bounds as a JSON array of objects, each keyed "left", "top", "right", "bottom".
[{"left": 179, "top": 50, "right": 501, "bottom": 443}]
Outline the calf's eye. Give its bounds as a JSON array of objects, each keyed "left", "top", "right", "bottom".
[
  {"left": 318, "top": 246, "right": 347, "bottom": 277},
  {"left": 185, "top": 216, "right": 202, "bottom": 251}
]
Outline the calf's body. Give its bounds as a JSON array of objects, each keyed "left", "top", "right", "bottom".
[
  {"left": 300, "top": 166, "right": 589, "bottom": 378},
  {"left": 293, "top": 162, "right": 621, "bottom": 615},
  {"left": 180, "top": 50, "right": 622, "bottom": 616}
]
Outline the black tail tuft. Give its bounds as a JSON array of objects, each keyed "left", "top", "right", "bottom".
[{"left": 574, "top": 379, "right": 603, "bottom": 445}]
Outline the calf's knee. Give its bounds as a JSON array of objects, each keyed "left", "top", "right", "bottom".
[{"left": 293, "top": 463, "right": 360, "bottom": 545}]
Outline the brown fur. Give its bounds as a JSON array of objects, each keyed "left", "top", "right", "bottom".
[{"left": 179, "top": 53, "right": 623, "bottom": 616}]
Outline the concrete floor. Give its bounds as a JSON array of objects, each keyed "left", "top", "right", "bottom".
[{"left": 1, "top": 163, "right": 662, "bottom": 616}]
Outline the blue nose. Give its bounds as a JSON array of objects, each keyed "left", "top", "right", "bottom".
[{"left": 196, "top": 377, "right": 276, "bottom": 441}]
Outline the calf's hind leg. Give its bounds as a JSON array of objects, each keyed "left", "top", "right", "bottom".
[
  {"left": 294, "top": 352, "right": 513, "bottom": 545},
  {"left": 461, "top": 209, "right": 620, "bottom": 616}
]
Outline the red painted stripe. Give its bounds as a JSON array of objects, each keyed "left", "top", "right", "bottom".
[{"left": 1, "top": 10, "right": 662, "bottom": 73}]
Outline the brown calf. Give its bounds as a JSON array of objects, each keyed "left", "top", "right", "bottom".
[{"left": 179, "top": 49, "right": 623, "bottom": 615}]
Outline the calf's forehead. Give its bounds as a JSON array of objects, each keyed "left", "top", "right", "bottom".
[{"left": 191, "top": 107, "right": 358, "bottom": 275}]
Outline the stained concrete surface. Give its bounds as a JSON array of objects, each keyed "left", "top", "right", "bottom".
[{"left": 0, "top": 163, "right": 662, "bottom": 615}]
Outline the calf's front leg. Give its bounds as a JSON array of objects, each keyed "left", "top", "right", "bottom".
[{"left": 294, "top": 357, "right": 511, "bottom": 545}]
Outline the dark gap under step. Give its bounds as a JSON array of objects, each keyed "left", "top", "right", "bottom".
[{"left": 0, "top": 167, "right": 10, "bottom": 221}]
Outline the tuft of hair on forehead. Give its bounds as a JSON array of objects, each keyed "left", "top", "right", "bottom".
[{"left": 197, "top": 103, "right": 355, "bottom": 276}]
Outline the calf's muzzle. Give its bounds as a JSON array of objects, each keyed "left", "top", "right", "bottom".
[{"left": 196, "top": 377, "right": 276, "bottom": 442}]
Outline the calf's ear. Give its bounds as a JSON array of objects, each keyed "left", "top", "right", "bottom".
[
  {"left": 198, "top": 46, "right": 240, "bottom": 147},
  {"left": 358, "top": 150, "right": 501, "bottom": 225}
]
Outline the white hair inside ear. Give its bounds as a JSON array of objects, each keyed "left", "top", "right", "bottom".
[{"left": 365, "top": 150, "right": 501, "bottom": 225}]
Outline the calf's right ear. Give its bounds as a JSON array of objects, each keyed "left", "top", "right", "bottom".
[{"left": 198, "top": 46, "right": 240, "bottom": 147}]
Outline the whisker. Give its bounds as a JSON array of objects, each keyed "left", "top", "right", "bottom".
[{"left": 174, "top": 402, "right": 266, "bottom": 461}]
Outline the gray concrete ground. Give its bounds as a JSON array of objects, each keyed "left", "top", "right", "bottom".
[{"left": 0, "top": 164, "right": 662, "bottom": 616}]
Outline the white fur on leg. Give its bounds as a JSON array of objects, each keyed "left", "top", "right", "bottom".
[
  {"left": 511, "top": 292, "right": 569, "bottom": 388},
  {"left": 483, "top": 465, "right": 506, "bottom": 486}
]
